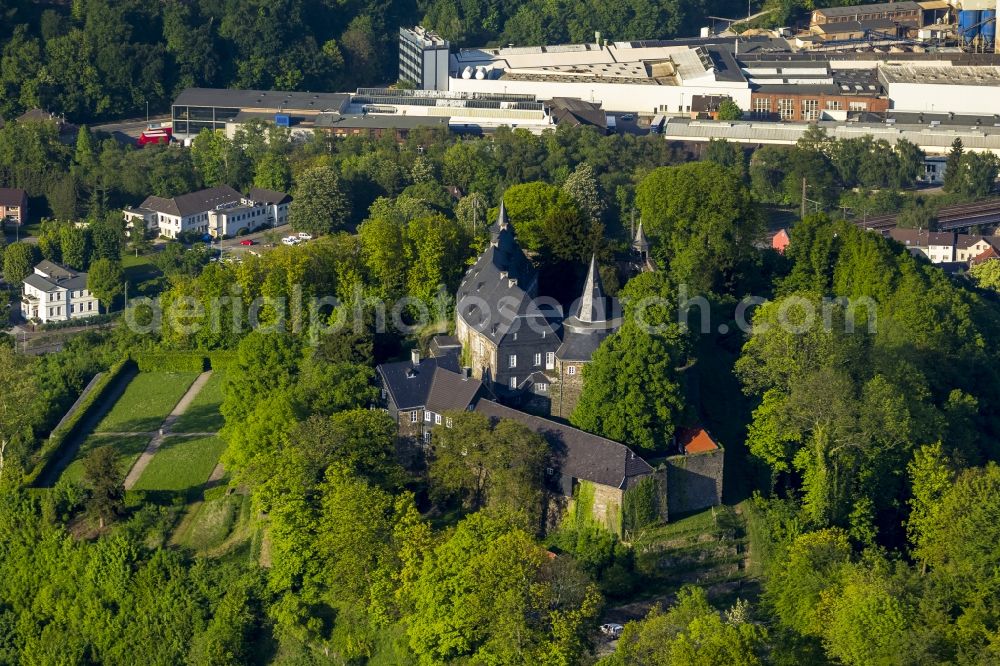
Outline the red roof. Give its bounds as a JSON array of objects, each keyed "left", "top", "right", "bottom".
[
  {"left": 772, "top": 229, "right": 790, "bottom": 254},
  {"left": 675, "top": 427, "right": 720, "bottom": 454},
  {"left": 971, "top": 246, "right": 1000, "bottom": 265}
]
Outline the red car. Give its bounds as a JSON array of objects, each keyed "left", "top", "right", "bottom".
[{"left": 240, "top": 239, "right": 255, "bottom": 246}]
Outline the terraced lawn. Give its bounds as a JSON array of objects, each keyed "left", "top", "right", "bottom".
[
  {"left": 131, "top": 435, "right": 226, "bottom": 497},
  {"left": 59, "top": 434, "right": 152, "bottom": 484},
  {"left": 95, "top": 372, "right": 200, "bottom": 433},
  {"left": 171, "top": 371, "right": 226, "bottom": 433}
]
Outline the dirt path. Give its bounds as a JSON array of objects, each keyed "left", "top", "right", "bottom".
[{"left": 123, "top": 371, "right": 213, "bottom": 490}]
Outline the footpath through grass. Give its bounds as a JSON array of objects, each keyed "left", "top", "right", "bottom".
[
  {"left": 95, "top": 372, "right": 199, "bottom": 433},
  {"left": 59, "top": 434, "right": 151, "bottom": 484},
  {"left": 171, "top": 371, "right": 226, "bottom": 433},
  {"left": 131, "top": 435, "right": 225, "bottom": 499}
]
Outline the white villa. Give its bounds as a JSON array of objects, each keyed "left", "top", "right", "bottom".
[
  {"left": 21, "top": 260, "right": 100, "bottom": 323},
  {"left": 124, "top": 185, "right": 292, "bottom": 239}
]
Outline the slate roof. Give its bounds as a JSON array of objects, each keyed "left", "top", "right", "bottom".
[
  {"left": 139, "top": 185, "right": 243, "bottom": 217},
  {"left": 425, "top": 368, "right": 484, "bottom": 414},
  {"left": 377, "top": 355, "right": 460, "bottom": 411},
  {"left": 888, "top": 228, "right": 955, "bottom": 247},
  {"left": 558, "top": 255, "right": 621, "bottom": 361},
  {"left": 430, "top": 334, "right": 462, "bottom": 359},
  {"left": 632, "top": 222, "right": 650, "bottom": 253},
  {"left": 24, "top": 273, "right": 59, "bottom": 292},
  {"left": 30, "top": 261, "right": 88, "bottom": 290},
  {"left": 545, "top": 97, "right": 607, "bottom": 129},
  {"left": 247, "top": 187, "right": 292, "bottom": 205},
  {"left": 956, "top": 234, "right": 999, "bottom": 250},
  {"left": 0, "top": 187, "right": 27, "bottom": 207},
  {"left": 474, "top": 399, "right": 654, "bottom": 489},
  {"left": 457, "top": 206, "right": 561, "bottom": 345}
]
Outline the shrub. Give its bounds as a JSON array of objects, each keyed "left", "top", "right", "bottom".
[
  {"left": 25, "top": 357, "right": 134, "bottom": 486},
  {"left": 132, "top": 351, "right": 207, "bottom": 373}
]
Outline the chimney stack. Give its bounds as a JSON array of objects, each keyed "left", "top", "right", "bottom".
[
  {"left": 411, "top": 349, "right": 421, "bottom": 366},
  {"left": 462, "top": 367, "right": 471, "bottom": 380}
]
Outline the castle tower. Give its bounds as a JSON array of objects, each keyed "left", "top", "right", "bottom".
[{"left": 550, "top": 254, "right": 622, "bottom": 418}]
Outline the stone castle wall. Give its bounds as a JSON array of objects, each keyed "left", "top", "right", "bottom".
[
  {"left": 665, "top": 448, "right": 724, "bottom": 516},
  {"left": 549, "top": 360, "right": 586, "bottom": 419}
]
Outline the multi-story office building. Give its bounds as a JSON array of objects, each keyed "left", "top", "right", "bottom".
[{"left": 399, "top": 26, "right": 450, "bottom": 91}]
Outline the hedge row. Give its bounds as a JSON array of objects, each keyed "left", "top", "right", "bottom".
[
  {"left": 206, "top": 351, "right": 236, "bottom": 371},
  {"left": 25, "top": 357, "right": 135, "bottom": 487},
  {"left": 133, "top": 351, "right": 208, "bottom": 373}
]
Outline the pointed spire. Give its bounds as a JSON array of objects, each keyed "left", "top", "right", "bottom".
[
  {"left": 632, "top": 221, "right": 649, "bottom": 253},
  {"left": 577, "top": 254, "right": 607, "bottom": 324},
  {"left": 490, "top": 198, "right": 509, "bottom": 244}
]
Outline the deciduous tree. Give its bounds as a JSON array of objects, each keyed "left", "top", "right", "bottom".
[
  {"left": 290, "top": 166, "right": 349, "bottom": 236},
  {"left": 86, "top": 258, "right": 124, "bottom": 310},
  {"left": 82, "top": 445, "right": 124, "bottom": 528}
]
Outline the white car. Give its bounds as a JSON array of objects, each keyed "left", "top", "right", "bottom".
[
  {"left": 281, "top": 237, "right": 298, "bottom": 246},
  {"left": 599, "top": 623, "right": 624, "bottom": 638},
  {"left": 297, "top": 232, "right": 313, "bottom": 240}
]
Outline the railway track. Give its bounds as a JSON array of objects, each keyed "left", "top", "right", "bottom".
[{"left": 853, "top": 198, "right": 1000, "bottom": 233}]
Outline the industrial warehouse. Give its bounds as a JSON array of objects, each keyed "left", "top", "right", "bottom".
[{"left": 160, "top": 2, "right": 1000, "bottom": 150}]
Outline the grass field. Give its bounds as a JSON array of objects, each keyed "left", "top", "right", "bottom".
[
  {"left": 171, "top": 371, "right": 226, "bottom": 433},
  {"left": 122, "top": 252, "right": 166, "bottom": 297},
  {"left": 95, "top": 372, "right": 199, "bottom": 433},
  {"left": 59, "top": 434, "right": 151, "bottom": 484},
  {"left": 131, "top": 435, "right": 225, "bottom": 497}
]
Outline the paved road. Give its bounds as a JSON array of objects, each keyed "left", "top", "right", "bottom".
[{"left": 123, "top": 370, "right": 214, "bottom": 490}]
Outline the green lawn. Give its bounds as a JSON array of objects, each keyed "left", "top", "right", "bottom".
[
  {"left": 171, "top": 371, "right": 226, "bottom": 433},
  {"left": 122, "top": 252, "right": 166, "bottom": 297},
  {"left": 131, "top": 435, "right": 225, "bottom": 495},
  {"left": 95, "top": 372, "right": 199, "bottom": 433},
  {"left": 60, "top": 434, "right": 151, "bottom": 484}
]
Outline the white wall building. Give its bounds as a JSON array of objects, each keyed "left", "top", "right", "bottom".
[
  {"left": 124, "top": 185, "right": 292, "bottom": 240},
  {"left": 447, "top": 41, "right": 753, "bottom": 114},
  {"left": 207, "top": 201, "right": 269, "bottom": 239},
  {"left": 399, "top": 26, "right": 450, "bottom": 91},
  {"left": 124, "top": 185, "right": 244, "bottom": 239},
  {"left": 21, "top": 260, "right": 100, "bottom": 323},
  {"left": 660, "top": 117, "right": 1000, "bottom": 156},
  {"left": 879, "top": 65, "right": 1000, "bottom": 115}
]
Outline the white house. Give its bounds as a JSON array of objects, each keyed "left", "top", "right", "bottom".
[
  {"left": 21, "top": 260, "right": 100, "bottom": 323},
  {"left": 124, "top": 185, "right": 291, "bottom": 239},
  {"left": 246, "top": 188, "right": 292, "bottom": 227},
  {"left": 887, "top": 228, "right": 956, "bottom": 263},
  {"left": 124, "top": 185, "right": 244, "bottom": 239}
]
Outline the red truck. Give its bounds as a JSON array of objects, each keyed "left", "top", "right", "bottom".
[{"left": 137, "top": 125, "right": 172, "bottom": 147}]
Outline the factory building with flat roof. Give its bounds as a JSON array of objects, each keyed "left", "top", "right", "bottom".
[
  {"left": 446, "top": 40, "right": 755, "bottom": 114},
  {"left": 171, "top": 88, "right": 351, "bottom": 140}
]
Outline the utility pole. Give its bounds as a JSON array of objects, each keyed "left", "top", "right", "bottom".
[{"left": 801, "top": 177, "right": 807, "bottom": 219}]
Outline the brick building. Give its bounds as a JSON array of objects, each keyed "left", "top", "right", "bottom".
[{"left": 811, "top": 1, "right": 923, "bottom": 28}]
